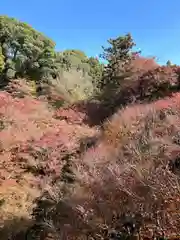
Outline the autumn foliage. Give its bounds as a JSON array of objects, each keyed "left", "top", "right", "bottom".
[
  {"left": 0, "top": 83, "right": 97, "bottom": 238},
  {"left": 1, "top": 24, "right": 180, "bottom": 240},
  {"left": 28, "top": 92, "right": 180, "bottom": 239},
  {"left": 2, "top": 60, "right": 180, "bottom": 239}
]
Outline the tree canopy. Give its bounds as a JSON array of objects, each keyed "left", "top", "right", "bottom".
[
  {"left": 0, "top": 15, "right": 104, "bottom": 98},
  {"left": 100, "top": 33, "right": 136, "bottom": 89},
  {"left": 0, "top": 16, "right": 104, "bottom": 87},
  {"left": 0, "top": 15, "right": 58, "bottom": 81}
]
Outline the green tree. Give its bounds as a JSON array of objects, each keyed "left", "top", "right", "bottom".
[
  {"left": 166, "top": 60, "right": 172, "bottom": 66},
  {"left": 55, "top": 52, "right": 72, "bottom": 72},
  {"left": 63, "top": 49, "right": 87, "bottom": 60},
  {"left": 0, "top": 15, "right": 57, "bottom": 82},
  {"left": 62, "top": 49, "right": 88, "bottom": 72},
  {"left": 87, "top": 57, "right": 104, "bottom": 82},
  {"left": 62, "top": 50, "right": 103, "bottom": 80},
  {"left": 100, "top": 33, "right": 136, "bottom": 90}
]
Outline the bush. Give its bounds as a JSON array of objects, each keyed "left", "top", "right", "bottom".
[
  {"left": 48, "top": 69, "right": 95, "bottom": 104},
  {"left": 0, "top": 87, "right": 98, "bottom": 238},
  {"left": 29, "top": 94, "right": 180, "bottom": 239}
]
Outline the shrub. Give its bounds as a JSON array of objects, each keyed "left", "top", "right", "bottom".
[
  {"left": 48, "top": 69, "right": 95, "bottom": 104},
  {"left": 31, "top": 94, "right": 180, "bottom": 239},
  {"left": 92, "top": 64, "right": 180, "bottom": 125},
  {"left": 0, "top": 87, "right": 98, "bottom": 238}
]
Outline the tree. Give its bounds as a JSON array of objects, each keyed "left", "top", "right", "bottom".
[
  {"left": 166, "top": 60, "right": 172, "bottom": 66},
  {"left": 62, "top": 49, "right": 89, "bottom": 73},
  {"left": 87, "top": 57, "right": 104, "bottom": 84},
  {"left": 65, "top": 53, "right": 82, "bottom": 69},
  {"left": 99, "top": 33, "right": 136, "bottom": 90},
  {"left": 0, "top": 15, "right": 57, "bottom": 82},
  {"left": 63, "top": 49, "right": 87, "bottom": 60}
]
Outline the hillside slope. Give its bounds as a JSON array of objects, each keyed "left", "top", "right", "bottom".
[
  {"left": 0, "top": 79, "right": 98, "bottom": 239},
  {"left": 1, "top": 15, "right": 180, "bottom": 240}
]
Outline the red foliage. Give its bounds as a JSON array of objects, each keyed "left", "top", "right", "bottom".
[
  {"left": 0, "top": 90, "right": 97, "bottom": 193},
  {"left": 117, "top": 65, "right": 180, "bottom": 105},
  {"left": 2, "top": 59, "right": 180, "bottom": 239},
  {"left": 137, "top": 66, "right": 180, "bottom": 100},
  {"left": 31, "top": 92, "right": 180, "bottom": 239},
  {"left": 54, "top": 105, "right": 86, "bottom": 124},
  {"left": 131, "top": 56, "right": 158, "bottom": 73},
  {"left": 51, "top": 96, "right": 180, "bottom": 238},
  {"left": 90, "top": 64, "right": 180, "bottom": 126}
]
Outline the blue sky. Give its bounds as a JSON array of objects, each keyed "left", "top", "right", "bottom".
[{"left": 1, "top": 0, "right": 180, "bottom": 64}]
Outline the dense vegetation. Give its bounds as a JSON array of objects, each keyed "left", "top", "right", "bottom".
[{"left": 1, "top": 15, "right": 180, "bottom": 239}]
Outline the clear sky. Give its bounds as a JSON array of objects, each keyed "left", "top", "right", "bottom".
[{"left": 1, "top": 0, "right": 180, "bottom": 64}]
